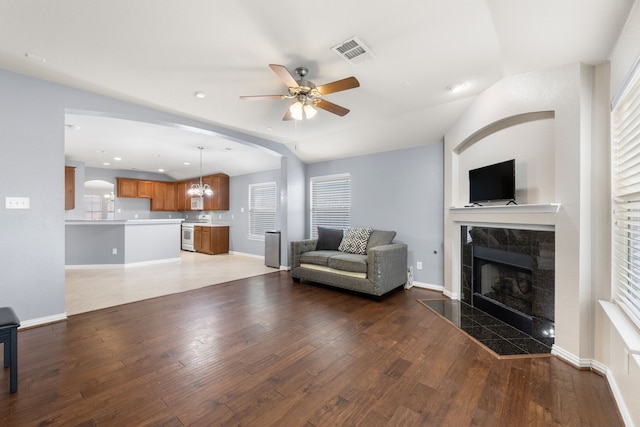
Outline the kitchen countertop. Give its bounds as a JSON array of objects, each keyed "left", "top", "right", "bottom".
[{"left": 66, "top": 219, "right": 184, "bottom": 225}]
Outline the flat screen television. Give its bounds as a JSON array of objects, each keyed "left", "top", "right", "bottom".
[{"left": 469, "top": 159, "right": 515, "bottom": 204}]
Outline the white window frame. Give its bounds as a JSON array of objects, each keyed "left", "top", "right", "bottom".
[
  {"left": 83, "top": 194, "right": 114, "bottom": 220},
  {"left": 248, "top": 182, "right": 277, "bottom": 240},
  {"left": 610, "top": 55, "right": 640, "bottom": 356},
  {"left": 310, "top": 173, "right": 351, "bottom": 239}
]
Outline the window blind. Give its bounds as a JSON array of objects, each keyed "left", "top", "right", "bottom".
[
  {"left": 310, "top": 173, "right": 351, "bottom": 238},
  {"left": 249, "top": 182, "right": 277, "bottom": 239},
  {"left": 612, "top": 60, "right": 640, "bottom": 330}
]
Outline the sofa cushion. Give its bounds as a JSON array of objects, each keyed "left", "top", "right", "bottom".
[
  {"left": 299, "top": 250, "right": 340, "bottom": 267},
  {"left": 316, "top": 227, "right": 344, "bottom": 251},
  {"left": 338, "top": 227, "right": 372, "bottom": 254},
  {"left": 327, "top": 253, "right": 368, "bottom": 273},
  {"left": 366, "top": 230, "right": 397, "bottom": 251}
]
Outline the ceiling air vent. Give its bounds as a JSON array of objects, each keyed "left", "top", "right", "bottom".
[{"left": 331, "top": 36, "right": 375, "bottom": 66}]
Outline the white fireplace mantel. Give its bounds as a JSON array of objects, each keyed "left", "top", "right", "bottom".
[
  {"left": 448, "top": 203, "right": 561, "bottom": 214},
  {"left": 448, "top": 203, "right": 560, "bottom": 231}
]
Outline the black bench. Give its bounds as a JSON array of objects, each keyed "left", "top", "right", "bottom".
[{"left": 0, "top": 307, "right": 20, "bottom": 393}]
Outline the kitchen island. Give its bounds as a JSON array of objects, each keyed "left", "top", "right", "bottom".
[{"left": 65, "top": 219, "right": 183, "bottom": 268}]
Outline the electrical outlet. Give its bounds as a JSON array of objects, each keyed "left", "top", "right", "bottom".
[
  {"left": 112, "top": 248, "right": 117, "bottom": 255},
  {"left": 417, "top": 261, "right": 423, "bottom": 270},
  {"left": 5, "top": 197, "right": 30, "bottom": 209}
]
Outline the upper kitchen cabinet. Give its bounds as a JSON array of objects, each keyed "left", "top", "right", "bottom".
[
  {"left": 137, "top": 180, "right": 153, "bottom": 198},
  {"left": 164, "top": 182, "right": 177, "bottom": 211},
  {"left": 65, "top": 166, "right": 75, "bottom": 210},
  {"left": 150, "top": 181, "right": 166, "bottom": 211},
  {"left": 116, "top": 177, "right": 138, "bottom": 198},
  {"left": 117, "top": 178, "right": 154, "bottom": 198},
  {"left": 203, "top": 173, "right": 229, "bottom": 211},
  {"left": 176, "top": 180, "right": 188, "bottom": 211}
]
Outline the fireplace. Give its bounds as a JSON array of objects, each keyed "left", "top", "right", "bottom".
[
  {"left": 461, "top": 226, "right": 555, "bottom": 346},
  {"left": 473, "top": 246, "right": 534, "bottom": 335}
]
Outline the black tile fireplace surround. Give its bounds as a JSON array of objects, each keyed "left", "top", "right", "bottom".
[{"left": 461, "top": 226, "right": 555, "bottom": 348}]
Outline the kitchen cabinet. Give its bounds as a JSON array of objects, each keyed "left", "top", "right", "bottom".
[
  {"left": 116, "top": 177, "right": 139, "bottom": 198},
  {"left": 194, "top": 226, "right": 229, "bottom": 255},
  {"left": 65, "top": 166, "right": 75, "bottom": 210},
  {"left": 150, "top": 181, "right": 165, "bottom": 211},
  {"left": 164, "top": 182, "right": 177, "bottom": 211},
  {"left": 176, "top": 181, "right": 187, "bottom": 211},
  {"left": 115, "top": 174, "right": 227, "bottom": 212},
  {"left": 203, "top": 173, "right": 229, "bottom": 211},
  {"left": 116, "top": 178, "right": 153, "bottom": 198},
  {"left": 137, "top": 180, "right": 153, "bottom": 198}
]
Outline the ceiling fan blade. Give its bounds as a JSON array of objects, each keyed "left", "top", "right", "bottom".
[
  {"left": 269, "top": 64, "right": 299, "bottom": 88},
  {"left": 239, "top": 95, "right": 285, "bottom": 100},
  {"left": 316, "top": 76, "right": 360, "bottom": 95},
  {"left": 315, "top": 99, "right": 350, "bottom": 116}
]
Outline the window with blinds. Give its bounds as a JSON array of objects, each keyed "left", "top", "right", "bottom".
[
  {"left": 248, "top": 182, "right": 277, "bottom": 239},
  {"left": 612, "top": 59, "right": 640, "bottom": 331},
  {"left": 310, "top": 173, "right": 351, "bottom": 238}
]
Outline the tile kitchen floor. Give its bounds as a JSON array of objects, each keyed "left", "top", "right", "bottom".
[{"left": 65, "top": 251, "right": 278, "bottom": 315}]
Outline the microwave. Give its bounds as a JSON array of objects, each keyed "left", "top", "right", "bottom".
[{"left": 191, "top": 196, "right": 204, "bottom": 210}]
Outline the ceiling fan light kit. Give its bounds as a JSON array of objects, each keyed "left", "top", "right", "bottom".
[{"left": 240, "top": 64, "right": 360, "bottom": 121}]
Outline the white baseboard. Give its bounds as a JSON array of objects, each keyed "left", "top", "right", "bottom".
[
  {"left": 412, "top": 281, "right": 444, "bottom": 292},
  {"left": 442, "top": 288, "right": 459, "bottom": 299},
  {"left": 65, "top": 257, "right": 181, "bottom": 269},
  {"left": 552, "top": 345, "right": 634, "bottom": 427},
  {"left": 602, "top": 364, "right": 635, "bottom": 427},
  {"left": 19, "top": 312, "right": 67, "bottom": 329},
  {"left": 229, "top": 250, "right": 264, "bottom": 260}
]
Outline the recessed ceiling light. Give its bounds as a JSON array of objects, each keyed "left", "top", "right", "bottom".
[
  {"left": 184, "top": 162, "right": 190, "bottom": 166},
  {"left": 114, "top": 157, "right": 122, "bottom": 161},
  {"left": 96, "top": 150, "right": 105, "bottom": 154},
  {"left": 24, "top": 52, "right": 46, "bottom": 63},
  {"left": 266, "top": 127, "right": 273, "bottom": 131},
  {"left": 103, "top": 162, "right": 111, "bottom": 166},
  {"left": 446, "top": 82, "right": 468, "bottom": 93},
  {"left": 194, "top": 91, "right": 206, "bottom": 99},
  {"left": 158, "top": 168, "right": 165, "bottom": 172}
]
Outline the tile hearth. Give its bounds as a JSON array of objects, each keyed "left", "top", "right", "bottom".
[{"left": 419, "top": 298, "right": 553, "bottom": 357}]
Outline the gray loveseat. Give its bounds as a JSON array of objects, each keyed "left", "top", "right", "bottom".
[{"left": 290, "top": 227, "right": 408, "bottom": 298}]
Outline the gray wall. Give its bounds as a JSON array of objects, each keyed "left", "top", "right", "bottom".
[
  {"left": 228, "top": 169, "right": 281, "bottom": 257},
  {"left": 306, "top": 144, "right": 444, "bottom": 286},
  {"left": 0, "top": 67, "right": 305, "bottom": 325}
]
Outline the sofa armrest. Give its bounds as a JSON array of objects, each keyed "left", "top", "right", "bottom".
[
  {"left": 290, "top": 239, "right": 318, "bottom": 269},
  {"left": 367, "top": 243, "right": 408, "bottom": 292}
]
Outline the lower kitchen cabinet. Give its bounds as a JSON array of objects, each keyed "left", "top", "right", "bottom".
[{"left": 194, "top": 226, "right": 229, "bottom": 255}]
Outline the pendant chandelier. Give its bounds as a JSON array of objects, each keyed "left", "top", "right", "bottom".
[{"left": 187, "top": 147, "right": 213, "bottom": 197}]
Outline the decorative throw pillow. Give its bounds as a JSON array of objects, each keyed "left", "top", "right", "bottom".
[
  {"left": 316, "top": 227, "right": 344, "bottom": 251},
  {"left": 338, "top": 227, "right": 372, "bottom": 255},
  {"left": 366, "top": 230, "right": 397, "bottom": 251}
]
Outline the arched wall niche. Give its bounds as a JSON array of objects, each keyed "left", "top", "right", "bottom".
[
  {"left": 452, "top": 111, "right": 556, "bottom": 206},
  {"left": 454, "top": 111, "right": 555, "bottom": 154}
]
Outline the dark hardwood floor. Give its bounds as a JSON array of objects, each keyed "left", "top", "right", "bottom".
[{"left": 0, "top": 272, "right": 623, "bottom": 426}]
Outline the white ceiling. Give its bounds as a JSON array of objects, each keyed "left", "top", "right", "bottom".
[{"left": 0, "top": 1, "right": 634, "bottom": 179}]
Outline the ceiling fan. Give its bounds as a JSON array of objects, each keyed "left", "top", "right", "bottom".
[{"left": 240, "top": 64, "right": 360, "bottom": 121}]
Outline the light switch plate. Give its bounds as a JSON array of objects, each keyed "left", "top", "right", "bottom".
[{"left": 5, "top": 197, "right": 30, "bottom": 209}]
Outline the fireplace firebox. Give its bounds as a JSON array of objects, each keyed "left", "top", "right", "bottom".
[
  {"left": 461, "top": 226, "right": 555, "bottom": 346},
  {"left": 473, "top": 246, "right": 533, "bottom": 335}
]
